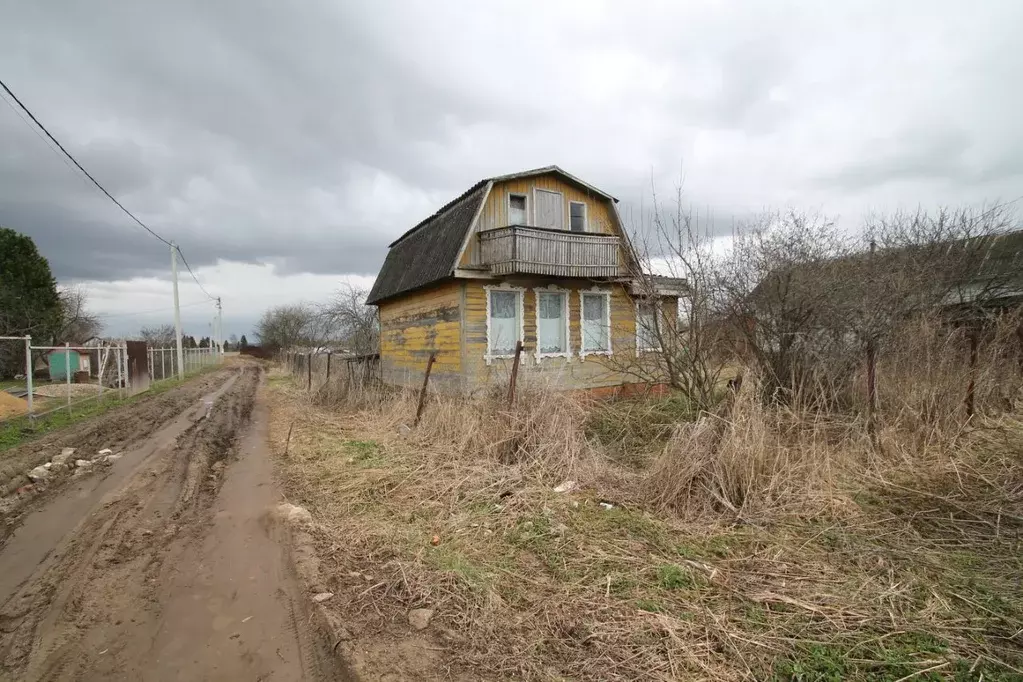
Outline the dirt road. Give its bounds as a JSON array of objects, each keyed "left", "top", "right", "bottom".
[{"left": 0, "top": 366, "right": 350, "bottom": 681}]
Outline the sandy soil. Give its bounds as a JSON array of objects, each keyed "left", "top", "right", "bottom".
[
  {"left": 0, "top": 365, "right": 350, "bottom": 681},
  {"left": 0, "top": 392, "right": 27, "bottom": 419}
]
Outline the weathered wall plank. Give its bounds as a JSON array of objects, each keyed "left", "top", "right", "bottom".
[{"left": 378, "top": 280, "right": 464, "bottom": 390}]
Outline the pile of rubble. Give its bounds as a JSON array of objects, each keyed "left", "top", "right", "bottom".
[{"left": 25, "top": 446, "right": 123, "bottom": 485}]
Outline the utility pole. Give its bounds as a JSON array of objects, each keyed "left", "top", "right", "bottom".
[
  {"left": 216, "top": 297, "right": 223, "bottom": 360},
  {"left": 171, "top": 242, "right": 185, "bottom": 379}
]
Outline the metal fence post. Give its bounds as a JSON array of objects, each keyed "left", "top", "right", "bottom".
[
  {"left": 65, "top": 342, "right": 72, "bottom": 414},
  {"left": 116, "top": 346, "right": 123, "bottom": 399},
  {"left": 98, "top": 346, "right": 107, "bottom": 399},
  {"left": 24, "top": 336, "right": 33, "bottom": 417}
]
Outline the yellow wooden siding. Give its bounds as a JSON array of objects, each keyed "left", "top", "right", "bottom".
[
  {"left": 461, "top": 279, "right": 664, "bottom": 390},
  {"left": 378, "top": 281, "right": 463, "bottom": 388},
  {"left": 459, "top": 174, "right": 623, "bottom": 268}
]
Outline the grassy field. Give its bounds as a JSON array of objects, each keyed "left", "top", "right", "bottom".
[{"left": 266, "top": 370, "right": 1023, "bottom": 681}]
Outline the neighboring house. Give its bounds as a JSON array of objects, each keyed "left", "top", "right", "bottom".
[{"left": 366, "top": 166, "right": 684, "bottom": 394}]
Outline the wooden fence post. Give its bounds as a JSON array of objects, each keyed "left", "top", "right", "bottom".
[
  {"left": 414, "top": 352, "right": 437, "bottom": 427},
  {"left": 965, "top": 329, "right": 978, "bottom": 418},
  {"left": 307, "top": 353, "right": 312, "bottom": 391},
  {"left": 507, "top": 340, "right": 524, "bottom": 407},
  {"left": 865, "top": 239, "right": 877, "bottom": 436},
  {"left": 325, "top": 351, "right": 332, "bottom": 385}
]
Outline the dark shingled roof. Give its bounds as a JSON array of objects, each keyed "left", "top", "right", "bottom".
[
  {"left": 366, "top": 180, "right": 489, "bottom": 305},
  {"left": 366, "top": 166, "right": 621, "bottom": 306}
]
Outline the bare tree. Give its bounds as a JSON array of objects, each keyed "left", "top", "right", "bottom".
[
  {"left": 316, "top": 284, "right": 378, "bottom": 355},
  {"left": 53, "top": 285, "right": 103, "bottom": 344},
  {"left": 138, "top": 324, "right": 177, "bottom": 347},
  {"left": 615, "top": 179, "right": 723, "bottom": 409},
  {"left": 714, "top": 209, "right": 855, "bottom": 403},
  {"left": 254, "top": 303, "right": 317, "bottom": 351}
]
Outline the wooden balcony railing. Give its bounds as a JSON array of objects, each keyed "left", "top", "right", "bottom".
[{"left": 478, "top": 225, "right": 620, "bottom": 278}]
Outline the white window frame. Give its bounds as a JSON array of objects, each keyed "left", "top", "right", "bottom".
[
  {"left": 484, "top": 283, "right": 525, "bottom": 364},
  {"left": 635, "top": 298, "right": 662, "bottom": 353},
  {"left": 507, "top": 192, "right": 529, "bottom": 226},
  {"left": 578, "top": 287, "right": 613, "bottom": 358},
  {"left": 532, "top": 188, "right": 565, "bottom": 230},
  {"left": 533, "top": 284, "right": 571, "bottom": 362},
  {"left": 568, "top": 200, "right": 587, "bottom": 233}
]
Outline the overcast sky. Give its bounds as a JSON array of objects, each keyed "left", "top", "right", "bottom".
[{"left": 1, "top": 0, "right": 1021, "bottom": 338}]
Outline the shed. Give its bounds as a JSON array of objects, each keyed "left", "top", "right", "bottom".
[{"left": 47, "top": 348, "right": 90, "bottom": 381}]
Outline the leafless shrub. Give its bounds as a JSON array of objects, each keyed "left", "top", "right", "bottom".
[{"left": 616, "top": 178, "right": 724, "bottom": 410}]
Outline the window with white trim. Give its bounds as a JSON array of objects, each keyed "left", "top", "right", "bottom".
[
  {"left": 580, "top": 291, "right": 611, "bottom": 355},
  {"left": 569, "top": 201, "right": 586, "bottom": 232},
  {"left": 636, "top": 300, "right": 660, "bottom": 351},
  {"left": 536, "top": 290, "right": 568, "bottom": 357},
  {"left": 508, "top": 194, "right": 527, "bottom": 225},
  {"left": 487, "top": 288, "right": 522, "bottom": 357}
]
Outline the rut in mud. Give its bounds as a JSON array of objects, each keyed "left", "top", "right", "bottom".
[
  {"left": 0, "top": 370, "right": 232, "bottom": 510},
  {"left": 0, "top": 365, "right": 346, "bottom": 681},
  {"left": 0, "top": 366, "right": 257, "bottom": 680}
]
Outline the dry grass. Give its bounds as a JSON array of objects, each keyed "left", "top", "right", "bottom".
[{"left": 265, "top": 351, "right": 1023, "bottom": 681}]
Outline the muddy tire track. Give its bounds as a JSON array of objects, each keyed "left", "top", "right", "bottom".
[
  {"left": 0, "top": 370, "right": 236, "bottom": 540},
  {"left": 0, "top": 367, "right": 261, "bottom": 681}
]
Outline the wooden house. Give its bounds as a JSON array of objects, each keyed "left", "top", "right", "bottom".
[{"left": 366, "top": 166, "right": 684, "bottom": 394}]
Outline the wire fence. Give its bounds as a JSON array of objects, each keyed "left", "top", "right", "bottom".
[
  {"left": 281, "top": 350, "right": 380, "bottom": 392},
  {"left": 0, "top": 336, "right": 222, "bottom": 425}
]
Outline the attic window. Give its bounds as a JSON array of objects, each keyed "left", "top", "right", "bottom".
[
  {"left": 508, "top": 194, "right": 527, "bottom": 225},
  {"left": 570, "top": 201, "right": 586, "bottom": 232}
]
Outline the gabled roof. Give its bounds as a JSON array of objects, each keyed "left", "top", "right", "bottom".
[{"left": 366, "top": 166, "right": 619, "bottom": 305}]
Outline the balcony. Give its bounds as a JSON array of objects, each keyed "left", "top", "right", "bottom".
[{"left": 478, "top": 225, "right": 620, "bottom": 278}]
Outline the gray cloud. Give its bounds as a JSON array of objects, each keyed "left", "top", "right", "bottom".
[{"left": 1, "top": 0, "right": 1021, "bottom": 300}]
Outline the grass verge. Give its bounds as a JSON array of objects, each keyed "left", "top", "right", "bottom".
[{"left": 266, "top": 369, "right": 1023, "bottom": 681}]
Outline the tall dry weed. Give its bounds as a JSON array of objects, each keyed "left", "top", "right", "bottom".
[
  {"left": 646, "top": 377, "right": 863, "bottom": 519},
  {"left": 312, "top": 371, "right": 604, "bottom": 483}
]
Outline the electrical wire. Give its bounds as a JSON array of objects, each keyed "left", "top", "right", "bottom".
[
  {"left": 175, "top": 246, "right": 216, "bottom": 301},
  {"left": 0, "top": 76, "right": 218, "bottom": 305},
  {"left": 94, "top": 300, "right": 210, "bottom": 319},
  {"left": 0, "top": 77, "right": 173, "bottom": 247}
]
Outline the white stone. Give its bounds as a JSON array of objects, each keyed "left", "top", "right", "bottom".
[
  {"left": 98, "top": 448, "right": 113, "bottom": 455},
  {"left": 43, "top": 462, "right": 53, "bottom": 470},
  {"left": 75, "top": 459, "right": 92, "bottom": 468},
  {"left": 103, "top": 453, "right": 123, "bottom": 463},
  {"left": 553, "top": 480, "right": 577, "bottom": 493},
  {"left": 52, "top": 448, "right": 75, "bottom": 466},
  {"left": 311, "top": 592, "right": 334, "bottom": 603},
  {"left": 407, "top": 608, "right": 434, "bottom": 630},
  {"left": 27, "top": 465, "right": 50, "bottom": 482}
]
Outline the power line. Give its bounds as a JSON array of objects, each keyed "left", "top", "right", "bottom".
[
  {"left": 0, "top": 76, "right": 173, "bottom": 247},
  {"left": 1, "top": 76, "right": 218, "bottom": 308},
  {"left": 175, "top": 245, "right": 216, "bottom": 301},
  {"left": 0, "top": 87, "right": 85, "bottom": 182},
  {"left": 94, "top": 300, "right": 210, "bottom": 319}
]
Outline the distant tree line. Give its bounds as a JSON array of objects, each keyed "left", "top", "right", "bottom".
[{"left": 253, "top": 284, "right": 377, "bottom": 355}]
